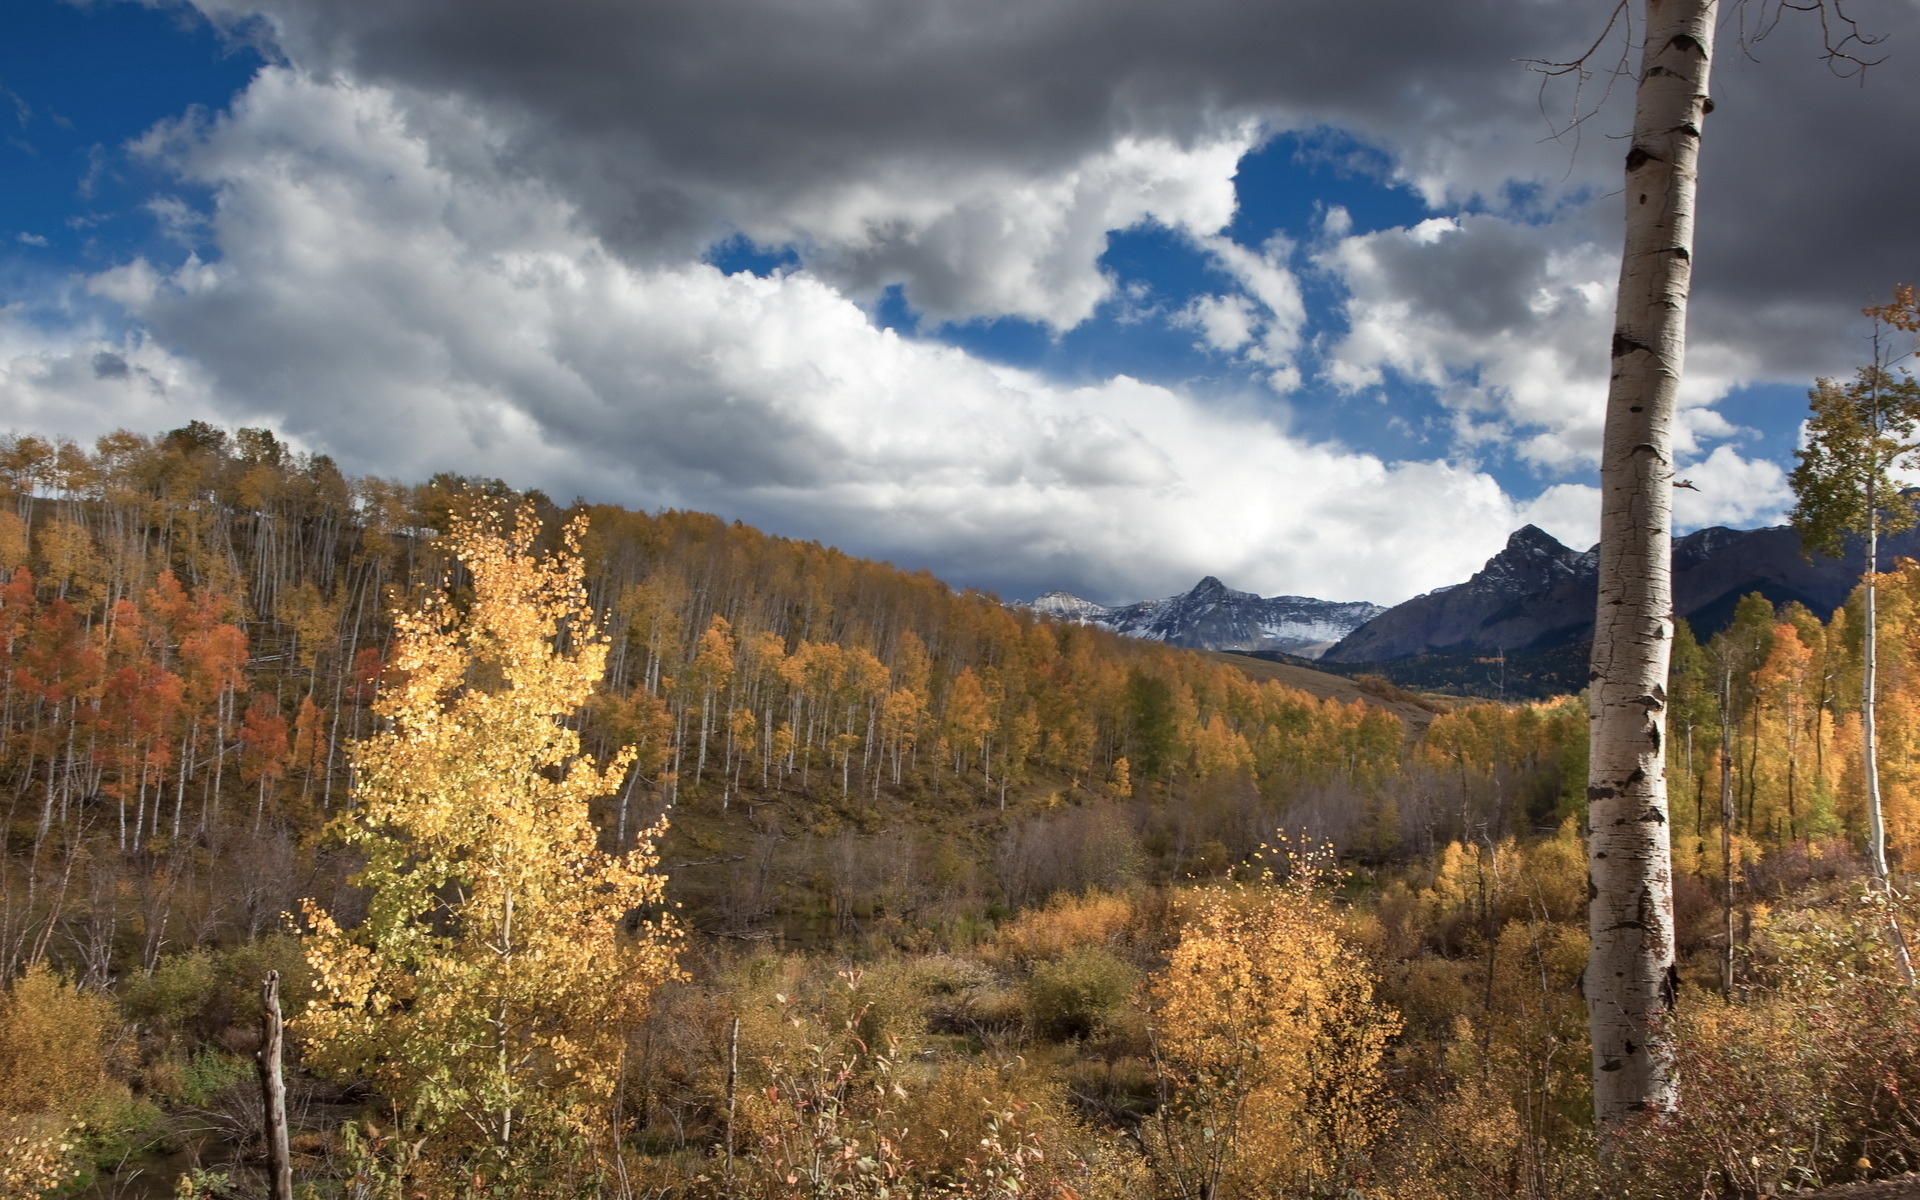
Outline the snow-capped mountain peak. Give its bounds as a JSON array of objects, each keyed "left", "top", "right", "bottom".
[{"left": 1018, "top": 579, "right": 1384, "bottom": 660}]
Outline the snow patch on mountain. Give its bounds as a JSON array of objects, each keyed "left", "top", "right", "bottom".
[{"left": 1019, "top": 576, "right": 1385, "bottom": 659}]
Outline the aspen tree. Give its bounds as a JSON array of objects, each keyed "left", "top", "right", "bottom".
[
  {"left": 298, "top": 505, "right": 680, "bottom": 1188},
  {"left": 1789, "top": 300, "right": 1920, "bottom": 986},
  {"left": 1584, "top": 0, "right": 1716, "bottom": 1128}
]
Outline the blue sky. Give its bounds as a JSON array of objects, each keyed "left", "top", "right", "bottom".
[
  {"left": 2, "top": 0, "right": 1914, "bottom": 605},
  {"left": 3, "top": 2, "right": 260, "bottom": 279}
]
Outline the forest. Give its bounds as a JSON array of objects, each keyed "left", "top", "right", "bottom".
[{"left": 0, "top": 421, "right": 1916, "bottom": 1199}]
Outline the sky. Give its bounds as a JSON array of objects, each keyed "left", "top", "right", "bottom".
[{"left": 2, "top": 0, "right": 1918, "bottom": 608}]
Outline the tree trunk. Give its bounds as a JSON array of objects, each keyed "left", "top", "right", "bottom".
[
  {"left": 1861, "top": 515, "right": 1916, "bottom": 985},
  {"left": 1718, "top": 663, "right": 1735, "bottom": 1000},
  {"left": 1587, "top": 0, "right": 1717, "bottom": 1129},
  {"left": 256, "top": 970, "right": 294, "bottom": 1200}
]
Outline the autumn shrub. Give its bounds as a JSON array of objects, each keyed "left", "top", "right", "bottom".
[
  {"left": 143, "top": 1049, "right": 252, "bottom": 1108},
  {"left": 0, "top": 963, "right": 126, "bottom": 1196},
  {"left": 911, "top": 953, "right": 997, "bottom": 997},
  {"left": 891, "top": 1061, "right": 1148, "bottom": 1200},
  {"left": 1023, "top": 947, "right": 1140, "bottom": 1042},
  {"left": 991, "top": 889, "right": 1137, "bottom": 965},
  {"left": 0, "top": 963, "right": 120, "bottom": 1119},
  {"left": 1378, "top": 1043, "right": 1597, "bottom": 1200},
  {"left": 735, "top": 957, "right": 932, "bottom": 1064},
  {"left": 1144, "top": 849, "right": 1400, "bottom": 1200},
  {"left": 725, "top": 976, "right": 1144, "bottom": 1200},
  {"left": 1607, "top": 882, "right": 1920, "bottom": 1198},
  {"left": 123, "top": 935, "right": 311, "bottom": 1055}
]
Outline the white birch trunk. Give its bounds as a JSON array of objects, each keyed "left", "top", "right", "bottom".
[
  {"left": 1862, "top": 513, "right": 1916, "bottom": 985},
  {"left": 1587, "top": 0, "right": 1717, "bottom": 1128}
]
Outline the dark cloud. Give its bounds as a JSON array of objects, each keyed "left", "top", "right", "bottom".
[
  {"left": 177, "top": 0, "right": 1920, "bottom": 371},
  {"left": 183, "top": 0, "right": 1603, "bottom": 318},
  {"left": 1688, "top": 8, "right": 1920, "bottom": 377}
]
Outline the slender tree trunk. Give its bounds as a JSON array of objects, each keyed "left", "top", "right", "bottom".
[
  {"left": 256, "top": 971, "right": 295, "bottom": 1200},
  {"left": 1587, "top": 0, "right": 1717, "bottom": 1129},
  {"left": 724, "top": 1016, "right": 740, "bottom": 1191},
  {"left": 1861, "top": 516, "right": 1916, "bottom": 985},
  {"left": 1719, "top": 666, "right": 1736, "bottom": 1000}
]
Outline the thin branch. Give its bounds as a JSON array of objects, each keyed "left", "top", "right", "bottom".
[
  {"left": 1522, "top": 0, "right": 1636, "bottom": 162},
  {"left": 1738, "top": 0, "right": 1888, "bottom": 79}
]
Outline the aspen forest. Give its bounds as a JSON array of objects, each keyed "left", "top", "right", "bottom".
[{"left": 1, "top": 421, "right": 1918, "bottom": 1199}]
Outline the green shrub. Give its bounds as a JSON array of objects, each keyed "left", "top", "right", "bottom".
[
  {"left": 1023, "top": 947, "right": 1140, "bottom": 1041},
  {"left": 122, "top": 936, "right": 311, "bottom": 1054}
]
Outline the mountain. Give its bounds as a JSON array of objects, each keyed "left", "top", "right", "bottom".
[
  {"left": 1323, "top": 520, "right": 1919, "bottom": 664},
  {"left": 1025, "top": 576, "right": 1385, "bottom": 659}
]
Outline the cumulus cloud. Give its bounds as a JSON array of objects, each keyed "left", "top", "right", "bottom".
[
  {"left": 794, "top": 132, "right": 1253, "bottom": 329},
  {"left": 161, "top": 0, "right": 1920, "bottom": 381},
  {"left": 1316, "top": 210, "right": 1778, "bottom": 474},
  {"left": 15, "top": 0, "right": 1906, "bottom": 607},
  {"left": 0, "top": 314, "right": 224, "bottom": 442},
  {"left": 1319, "top": 213, "right": 1618, "bottom": 467},
  {"left": 1672, "top": 445, "right": 1792, "bottom": 532},
  {"left": 171, "top": 0, "right": 1630, "bottom": 333},
  {"left": 2, "top": 67, "right": 1571, "bottom": 605}
]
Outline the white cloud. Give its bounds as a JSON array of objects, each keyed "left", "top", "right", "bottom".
[
  {"left": 0, "top": 314, "right": 224, "bottom": 442},
  {"left": 1171, "top": 234, "right": 1309, "bottom": 390},
  {"left": 15, "top": 232, "right": 49, "bottom": 247},
  {"left": 1177, "top": 293, "right": 1257, "bottom": 353},
  {"left": 1318, "top": 212, "right": 1762, "bottom": 473},
  {"left": 1518, "top": 482, "right": 1600, "bottom": 551},
  {"left": 790, "top": 131, "right": 1256, "bottom": 330},
  {"left": 0, "top": 68, "right": 1574, "bottom": 605},
  {"left": 1672, "top": 445, "right": 1791, "bottom": 532}
]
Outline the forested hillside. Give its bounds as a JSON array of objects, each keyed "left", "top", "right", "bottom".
[{"left": 1, "top": 423, "right": 1917, "bottom": 1199}]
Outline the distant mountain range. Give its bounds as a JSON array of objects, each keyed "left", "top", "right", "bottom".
[
  {"left": 1023, "top": 518, "right": 1918, "bottom": 695},
  {"left": 1321, "top": 520, "right": 1918, "bottom": 664},
  {"left": 1023, "top": 577, "right": 1385, "bottom": 659}
]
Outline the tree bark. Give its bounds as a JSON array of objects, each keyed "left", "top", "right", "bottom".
[
  {"left": 1718, "top": 663, "right": 1735, "bottom": 1001},
  {"left": 1861, "top": 513, "right": 1916, "bottom": 985},
  {"left": 1587, "top": 0, "right": 1718, "bottom": 1130},
  {"left": 256, "top": 970, "right": 295, "bottom": 1200}
]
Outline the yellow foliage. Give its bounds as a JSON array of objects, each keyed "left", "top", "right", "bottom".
[
  {"left": 1145, "top": 849, "right": 1400, "bottom": 1199},
  {"left": 0, "top": 962, "right": 117, "bottom": 1119},
  {"left": 297, "top": 506, "right": 681, "bottom": 1189},
  {"left": 991, "top": 890, "right": 1135, "bottom": 964},
  {"left": 0, "top": 512, "right": 24, "bottom": 569},
  {"left": 33, "top": 516, "right": 105, "bottom": 606},
  {"left": 0, "top": 964, "right": 117, "bottom": 1199},
  {"left": 276, "top": 581, "right": 340, "bottom": 669}
]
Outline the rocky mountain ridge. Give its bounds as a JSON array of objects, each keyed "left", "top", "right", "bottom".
[
  {"left": 1024, "top": 576, "right": 1385, "bottom": 659},
  {"left": 1323, "top": 519, "right": 1920, "bottom": 664}
]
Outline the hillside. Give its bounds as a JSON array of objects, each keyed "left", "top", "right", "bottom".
[
  {"left": 1205, "top": 649, "right": 1455, "bottom": 729},
  {"left": 2, "top": 424, "right": 1919, "bottom": 1200}
]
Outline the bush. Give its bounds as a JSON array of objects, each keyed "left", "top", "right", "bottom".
[
  {"left": 0, "top": 963, "right": 119, "bottom": 1119},
  {"left": 993, "top": 891, "right": 1135, "bottom": 964},
  {"left": 1606, "top": 883, "right": 1920, "bottom": 1197},
  {"left": 122, "top": 936, "right": 311, "bottom": 1055},
  {"left": 0, "top": 963, "right": 125, "bottom": 1197},
  {"left": 1023, "top": 947, "right": 1139, "bottom": 1041}
]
